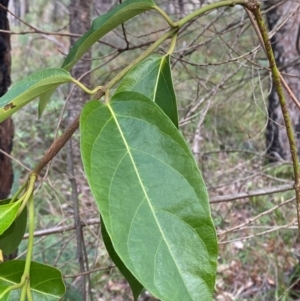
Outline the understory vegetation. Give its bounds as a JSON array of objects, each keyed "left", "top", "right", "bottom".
[{"left": 2, "top": 0, "right": 299, "bottom": 300}]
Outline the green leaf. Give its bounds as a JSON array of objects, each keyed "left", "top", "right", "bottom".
[
  {"left": 61, "top": 0, "right": 156, "bottom": 71},
  {"left": 0, "top": 260, "right": 66, "bottom": 300},
  {"left": 101, "top": 218, "right": 143, "bottom": 301},
  {"left": 0, "top": 199, "right": 21, "bottom": 235},
  {"left": 0, "top": 199, "right": 27, "bottom": 255},
  {"left": 81, "top": 92, "right": 218, "bottom": 301},
  {"left": 38, "top": 88, "right": 57, "bottom": 118},
  {"left": 0, "top": 68, "right": 73, "bottom": 122},
  {"left": 116, "top": 55, "right": 178, "bottom": 127}
]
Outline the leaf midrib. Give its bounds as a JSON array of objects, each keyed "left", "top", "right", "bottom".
[
  {"left": 153, "top": 57, "right": 163, "bottom": 100},
  {"left": 107, "top": 103, "right": 193, "bottom": 299}
]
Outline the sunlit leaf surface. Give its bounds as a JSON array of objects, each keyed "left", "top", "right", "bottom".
[
  {"left": 81, "top": 92, "right": 218, "bottom": 301},
  {"left": 116, "top": 55, "right": 178, "bottom": 127}
]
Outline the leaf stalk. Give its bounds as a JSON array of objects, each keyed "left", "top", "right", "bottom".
[
  {"left": 153, "top": 6, "right": 176, "bottom": 27},
  {"left": 71, "top": 79, "right": 102, "bottom": 95},
  {"left": 166, "top": 32, "right": 178, "bottom": 55}
]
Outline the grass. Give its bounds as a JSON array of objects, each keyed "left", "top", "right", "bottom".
[{"left": 5, "top": 0, "right": 300, "bottom": 300}]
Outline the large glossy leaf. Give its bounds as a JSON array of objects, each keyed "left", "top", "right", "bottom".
[
  {"left": 0, "top": 260, "right": 65, "bottom": 300},
  {"left": 0, "top": 199, "right": 27, "bottom": 255},
  {"left": 101, "top": 218, "right": 143, "bottom": 301},
  {"left": 0, "top": 199, "right": 21, "bottom": 235},
  {"left": 61, "top": 0, "right": 156, "bottom": 71},
  {"left": 116, "top": 55, "right": 178, "bottom": 127},
  {"left": 80, "top": 92, "right": 218, "bottom": 301},
  {"left": 0, "top": 68, "right": 73, "bottom": 122}
]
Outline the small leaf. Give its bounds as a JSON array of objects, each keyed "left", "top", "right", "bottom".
[
  {"left": 81, "top": 92, "right": 218, "bottom": 301},
  {"left": 0, "top": 199, "right": 27, "bottom": 255},
  {"left": 38, "top": 88, "right": 57, "bottom": 118},
  {"left": 0, "top": 260, "right": 66, "bottom": 300},
  {"left": 0, "top": 68, "right": 73, "bottom": 122},
  {"left": 116, "top": 55, "right": 178, "bottom": 127},
  {"left": 101, "top": 218, "right": 143, "bottom": 301},
  {"left": 62, "top": 0, "right": 156, "bottom": 71},
  {"left": 0, "top": 199, "right": 21, "bottom": 235}
]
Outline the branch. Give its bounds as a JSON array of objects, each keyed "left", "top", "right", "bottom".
[
  {"left": 219, "top": 220, "right": 297, "bottom": 244},
  {"left": 176, "top": 0, "right": 249, "bottom": 28},
  {"left": 32, "top": 114, "right": 81, "bottom": 175},
  {"left": 218, "top": 197, "right": 294, "bottom": 236},
  {"left": 23, "top": 218, "right": 100, "bottom": 239},
  {"left": 66, "top": 138, "right": 86, "bottom": 297},
  {"left": 210, "top": 183, "right": 294, "bottom": 203},
  {"left": 248, "top": 4, "right": 300, "bottom": 230},
  {"left": 64, "top": 265, "right": 114, "bottom": 279}
]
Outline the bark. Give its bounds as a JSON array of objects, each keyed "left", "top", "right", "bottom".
[
  {"left": 0, "top": 0, "right": 13, "bottom": 200},
  {"left": 178, "top": 0, "right": 184, "bottom": 17},
  {"left": 12, "top": 0, "right": 20, "bottom": 26},
  {"left": 24, "top": 0, "right": 29, "bottom": 14},
  {"left": 265, "top": 1, "right": 300, "bottom": 162},
  {"left": 0, "top": 0, "right": 14, "bottom": 262}
]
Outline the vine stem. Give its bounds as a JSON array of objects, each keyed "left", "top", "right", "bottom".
[
  {"left": 250, "top": 5, "right": 300, "bottom": 230},
  {"left": 20, "top": 176, "right": 36, "bottom": 300},
  {"left": 71, "top": 79, "right": 102, "bottom": 95},
  {"left": 153, "top": 6, "right": 176, "bottom": 27},
  {"left": 175, "top": 0, "right": 248, "bottom": 28},
  {"left": 0, "top": 175, "right": 37, "bottom": 299}
]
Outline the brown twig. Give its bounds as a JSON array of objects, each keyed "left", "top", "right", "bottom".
[
  {"left": 23, "top": 218, "right": 100, "bottom": 239},
  {"left": 32, "top": 115, "right": 80, "bottom": 175},
  {"left": 66, "top": 138, "right": 86, "bottom": 296},
  {"left": 0, "top": 28, "right": 82, "bottom": 37},
  {"left": 64, "top": 266, "right": 115, "bottom": 279},
  {"left": 219, "top": 219, "right": 297, "bottom": 244},
  {"left": 31, "top": 93, "right": 106, "bottom": 175},
  {"left": 218, "top": 197, "right": 295, "bottom": 236},
  {"left": 210, "top": 183, "right": 294, "bottom": 203}
]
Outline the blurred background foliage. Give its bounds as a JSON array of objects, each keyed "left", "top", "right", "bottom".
[{"left": 4, "top": 0, "right": 300, "bottom": 300}]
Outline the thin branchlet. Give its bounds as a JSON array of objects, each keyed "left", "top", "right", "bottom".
[{"left": 248, "top": 4, "right": 300, "bottom": 231}]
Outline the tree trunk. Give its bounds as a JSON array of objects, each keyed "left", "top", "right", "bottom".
[
  {"left": 0, "top": 0, "right": 14, "bottom": 261},
  {"left": 266, "top": 1, "right": 300, "bottom": 162},
  {"left": 178, "top": 0, "right": 184, "bottom": 17},
  {"left": 24, "top": 0, "right": 29, "bottom": 14},
  {"left": 0, "top": 0, "right": 13, "bottom": 200},
  {"left": 12, "top": 0, "right": 20, "bottom": 26}
]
